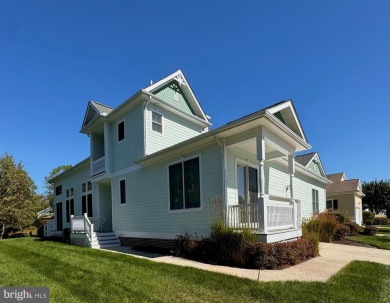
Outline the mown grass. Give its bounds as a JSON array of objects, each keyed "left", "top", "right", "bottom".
[
  {"left": 377, "top": 227, "right": 390, "bottom": 234},
  {"left": 1, "top": 238, "right": 390, "bottom": 303},
  {"left": 347, "top": 235, "right": 390, "bottom": 250}
]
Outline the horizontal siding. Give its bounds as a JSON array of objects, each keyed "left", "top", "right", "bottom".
[
  {"left": 154, "top": 81, "right": 194, "bottom": 115},
  {"left": 146, "top": 104, "right": 204, "bottom": 155},
  {"left": 110, "top": 104, "right": 144, "bottom": 171},
  {"left": 111, "top": 143, "right": 222, "bottom": 237},
  {"left": 53, "top": 163, "right": 93, "bottom": 230}
]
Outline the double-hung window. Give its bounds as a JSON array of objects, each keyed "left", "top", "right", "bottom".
[
  {"left": 236, "top": 163, "right": 258, "bottom": 204},
  {"left": 152, "top": 111, "right": 163, "bottom": 133},
  {"left": 312, "top": 189, "right": 319, "bottom": 214},
  {"left": 326, "top": 199, "right": 338, "bottom": 210},
  {"left": 65, "top": 187, "right": 74, "bottom": 223},
  {"left": 81, "top": 181, "right": 93, "bottom": 217},
  {"left": 169, "top": 157, "right": 200, "bottom": 210}
]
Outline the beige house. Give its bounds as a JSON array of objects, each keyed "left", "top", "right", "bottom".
[{"left": 326, "top": 173, "right": 365, "bottom": 225}]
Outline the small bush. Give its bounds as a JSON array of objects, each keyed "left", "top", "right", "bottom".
[
  {"left": 344, "top": 222, "right": 360, "bottom": 236},
  {"left": 327, "top": 210, "right": 349, "bottom": 223},
  {"left": 363, "top": 211, "right": 375, "bottom": 223},
  {"left": 363, "top": 226, "right": 378, "bottom": 235},
  {"left": 333, "top": 224, "right": 350, "bottom": 240},
  {"left": 364, "top": 220, "right": 374, "bottom": 226},
  {"left": 302, "top": 229, "right": 319, "bottom": 256},
  {"left": 373, "top": 217, "right": 390, "bottom": 225},
  {"left": 303, "top": 213, "right": 338, "bottom": 242},
  {"left": 245, "top": 239, "right": 316, "bottom": 269}
]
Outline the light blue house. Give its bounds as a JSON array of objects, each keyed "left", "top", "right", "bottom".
[{"left": 49, "top": 70, "right": 330, "bottom": 248}]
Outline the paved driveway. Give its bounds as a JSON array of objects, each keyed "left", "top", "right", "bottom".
[{"left": 104, "top": 242, "right": 390, "bottom": 282}]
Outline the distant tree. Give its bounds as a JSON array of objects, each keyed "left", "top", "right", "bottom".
[
  {"left": 362, "top": 179, "right": 390, "bottom": 215},
  {"left": 44, "top": 165, "right": 72, "bottom": 207},
  {"left": 0, "top": 154, "right": 42, "bottom": 239}
]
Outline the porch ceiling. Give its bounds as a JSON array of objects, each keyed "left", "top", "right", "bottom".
[{"left": 230, "top": 138, "right": 286, "bottom": 161}]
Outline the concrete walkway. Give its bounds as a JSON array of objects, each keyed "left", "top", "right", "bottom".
[{"left": 102, "top": 243, "right": 390, "bottom": 282}]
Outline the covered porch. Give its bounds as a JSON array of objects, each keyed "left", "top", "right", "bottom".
[{"left": 216, "top": 102, "right": 310, "bottom": 243}]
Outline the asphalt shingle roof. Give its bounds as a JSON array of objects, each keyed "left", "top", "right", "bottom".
[
  {"left": 91, "top": 101, "right": 113, "bottom": 115},
  {"left": 295, "top": 152, "right": 316, "bottom": 167},
  {"left": 326, "top": 172, "right": 361, "bottom": 195}
]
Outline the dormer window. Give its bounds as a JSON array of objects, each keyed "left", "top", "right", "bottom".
[
  {"left": 152, "top": 112, "right": 163, "bottom": 134},
  {"left": 118, "top": 120, "right": 125, "bottom": 142}
]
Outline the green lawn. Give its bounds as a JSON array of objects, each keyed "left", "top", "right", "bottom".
[
  {"left": 347, "top": 234, "right": 390, "bottom": 250},
  {"left": 1, "top": 238, "right": 390, "bottom": 303},
  {"left": 377, "top": 227, "right": 390, "bottom": 234}
]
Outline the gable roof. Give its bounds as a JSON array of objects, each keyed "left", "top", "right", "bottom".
[
  {"left": 143, "top": 70, "right": 209, "bottom": 123},
  {"left": 265, "top": 100, "right": 307, "bottom": 141},
  {"left": 326, "top": 172, "right": 364, "bottom": 196},
  {"left": 81, "top": 101, "right": 113, "bottom": 131},
  {"left": 326, "top": 173, "right": 346, "bottom": 183},
  {"left": 295, "top": 151, "right": 326, "bottom": 178}
]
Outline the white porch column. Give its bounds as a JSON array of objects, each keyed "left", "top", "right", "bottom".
[
  {"left": 256, "top": 135, "right": 267, "bottom": 233},
  {"left": 288, "top": 154, "right": 298, "bottom": 228}
]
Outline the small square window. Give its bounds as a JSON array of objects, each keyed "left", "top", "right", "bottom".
[
  {"left": 70, "top": 187, "right": 74, "bottom": 196},
  {"left": 66, "top": 189, "right": 69, "bottom": 198},
  {"left": 82, "top": 183, "right": 86, "bottom": 193},
  {"left": 55, "top": 185, "right": 62, "bottom": 196},
  {"left": 152, "top": 112, "right": 162, "bottom": 133},
  {"left": 118, "top": 121, "right": 125, "bottom": 141},
  {"left": 87, "top": 181, "right": 92, "bottom": 191}
]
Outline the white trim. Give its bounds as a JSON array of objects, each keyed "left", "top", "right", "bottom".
[
  {"left": 117, "top": 119, "right": 126, "bottom": 143},
  {"left": 150, "top": 109, "right": 164, "bottom": 135},
  {"left": 119, "top": 177, "right": 127, "bottom": 206},
  {"left": 167, "top": 154, "right": 203, "bottom": 213},
  {"left": 234, "top": 157, "right": 259, "bottom": 205},
  {"left": 104, "top": 121, "right": 110, "bottom": 173}
]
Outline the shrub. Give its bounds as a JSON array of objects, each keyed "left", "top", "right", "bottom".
[
  {"left": 373, "top": 217, "right": 390, "bottom": 225},
  {"left": 245, "top": 239, "right": 316, "bottom": 269},
  {"left": 344, "top": 222, "right": 360, "bottom": 236},
  {"left": 302, "top": 229, "right": 319, "bottom": 256},
  {"left": 363, "top": 226, "right": 378, "bottom": 235},
  {"left": 303, "top": 213, "right": 338, "bottom": 242},
  {"left": 327, "top": 210, "right": 349, "bottom": 223},
  {"left": 364, "top": 220, "right": 373, "bottom": 226},
  {"left": 333, "top": 224, "right": 350, "bottom": 240},
  {"left": 363, "top": 211, "right": 375, "bottom": 223}
]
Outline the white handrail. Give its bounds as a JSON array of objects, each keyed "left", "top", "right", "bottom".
[{"left": 83, "top": 213, "right": 94, "bottom": 239}]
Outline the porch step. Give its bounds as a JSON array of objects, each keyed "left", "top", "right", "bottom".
[{"left": 91, "top": 232, "right": 121, "bottom": 249}]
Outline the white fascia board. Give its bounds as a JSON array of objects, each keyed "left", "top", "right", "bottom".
[{"left": 144, "top": 91, "right": 211, "bottom": 127}]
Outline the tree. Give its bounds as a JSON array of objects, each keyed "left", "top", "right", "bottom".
[
  {"left": 44, "top": 164, "right": 72, "bottom": 207},
  {"left": 362, "top": 179, "right": 390, "bottom": 215},
  {"left": 0, "top": 154, "right": 42, "bottom": 239}
]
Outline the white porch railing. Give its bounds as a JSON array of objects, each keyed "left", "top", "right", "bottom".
[
  {"left": 91, "top": 156, "right": 105, "bottom": 176},
  {"left": 71, "top": 213, "right": 94, "bottom": 240},
  {"left": 227, "top": 195, "right": 301, "bottom": 233},
  {"left": 227, "top": 203, "right": 259, "bottom": 229}
]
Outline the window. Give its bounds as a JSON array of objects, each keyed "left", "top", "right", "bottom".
[
  {"left": 81, "top": 181, "right": 92, "bottom": 217},
  {"left": 118, "top": 120, "right": 125, "bottom": 142},
  {"left": 312, "top": 189, "right": 319, "bottom": 213},
  {"left": 326, "top": 199, "right": 338, "bottom": 210},
  {"left": 120, "top": 179, "right": 126, "bottom": 204},
  {"left": 55, "top": 185, "right": 62, "bottom": 196},
  {"left": 56, "top": 202, "right": 63, "bottom": 231},
  {"left": 169, "top": 157, "right": 200, "bottom": 210},
  {"left": 152, "top": 111, "right": 163, "bottom": 133},
  {"left": 236, "top": 163, "right": 258, "bottom": 204},
  {"left": 66, "top": 187, "right": 75, "bottom": 223}
]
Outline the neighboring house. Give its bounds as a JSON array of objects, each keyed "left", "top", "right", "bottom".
[
  {"left": 326, "top": 173, "right": 365, "bottom": 225},
  {"left": 49, "top": 70, "right": 331, "bottom": 248}
]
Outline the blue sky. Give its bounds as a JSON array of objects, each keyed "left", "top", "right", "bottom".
[{"left": 0, "top": 0, "right": 389, "bottom": 193}]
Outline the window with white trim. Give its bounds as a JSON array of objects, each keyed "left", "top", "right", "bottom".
[
  {"left": 152, "top": 111, "right": 163, "bottom": 134},
  {"left": 312, "top": 189, "right": 319, "bottom": 213},
  {"left": 326, "top": 199, "right": 338, "bottom": 210},
  {"left": 81, "top": 181, "right": 93, "bottom": 217},
  {"left": 120, "top": 178, "right": 126, "bottom": 204},
  {"left": 65, "top": 187, "right": 74, "bottom": 223},
  {"left": 169, "top": 157, "right": 200, "bottom": 210},
  {"left": 236, "top": 163, "right": 258, "bottom": 205}
]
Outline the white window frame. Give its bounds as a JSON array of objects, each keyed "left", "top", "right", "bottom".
[
  {"left": 151, "top": 110, "right": 164, "bottom": 135},
  {"left": 326, "top": 199, "right": 338, "bottom": 210},
  {"left": 66, "top": 187, "right": 75, "bottom": 222},
  {"left": 81, "top": 180, "right": 93, "bottom": 216},
  {"left": 167, "top": 154, "right": 202, "bottom": 213},
  {"left": 119, "top": 177, "right": 127, "bottom": 206},
  {"left": 117, "top": 119, "right": 126, "bottom": 143},
  {"left": 235, "top": 157, "right": 259, "bottom": 205},
  {"left": 312, "top": 189, "right": 319, "bottom": 214}
]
